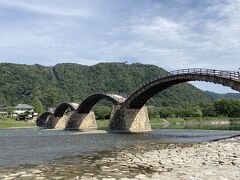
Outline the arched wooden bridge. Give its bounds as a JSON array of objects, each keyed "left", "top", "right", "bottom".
[
  {"left": 38, "top": 68, "right": 240, "bottom": 132},
  {"left": 44, "top": 93, "right": 126, "bottom": 129},
  {"left": 124, "top": 68, "right": 240, "bottom": 109},
  {"left": 54, "top": 102, "right": 78, "bottom": 117},
  {"left": 77, "top": 93, "right": 126, "bottom": 113}
]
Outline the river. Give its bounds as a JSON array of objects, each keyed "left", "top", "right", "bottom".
[{"left": 0, "top": 125, "right": 240, "bottom": 179}]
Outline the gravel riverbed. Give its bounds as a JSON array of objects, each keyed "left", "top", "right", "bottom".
[{"left": 1, "top": 136, "right": 240, "bottom": 179}]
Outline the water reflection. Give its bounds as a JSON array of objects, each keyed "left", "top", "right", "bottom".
[{"left": 152, "top": 122, "right": 240, "bottom": 131}]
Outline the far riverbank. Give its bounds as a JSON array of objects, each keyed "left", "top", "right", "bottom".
[
  {"left": 97, "top": 117, "right": 240, "bottom": 130},
  {"left": 1, "top": 116, "right": 240, "bottom": 130}
]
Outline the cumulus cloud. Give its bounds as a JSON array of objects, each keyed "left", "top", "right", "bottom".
[
  {"left": 0, "top": 0, "right": 239, "bottom": 92},
  {"left": 0, "top": 0, "right": 95, "bottom": 17},
  {"left": 91, "top": 0, "right": 240, "bottom": 93}
]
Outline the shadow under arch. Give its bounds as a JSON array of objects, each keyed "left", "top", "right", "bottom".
[
  {"left": 36, "top": 111, "right": 53, "bottom": 127},
  {"left": 124, "top": 68, "right": 240, "bottom": 109}
]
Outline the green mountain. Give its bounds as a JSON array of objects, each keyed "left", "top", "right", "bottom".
[
  {"left": 205, "top": 91, "right": 240, "bottom": 100},
  {"left": 0, "top": 62, "right": 213, "bottom": 109}
]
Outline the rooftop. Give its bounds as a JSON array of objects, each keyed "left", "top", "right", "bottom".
[{"left": 15, "top": 104, "right": 33, "bottom": 109}]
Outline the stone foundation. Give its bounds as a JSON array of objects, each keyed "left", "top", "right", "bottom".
[
  {"left": 36, "top": 115, "right": 52, "bottom": 127},
  {"left": 46, "top": 113, "right": 73, "bottom": 129},
  {"left": 66, "top": 111, "right": 97, "bottom": 131},
  {"left": 108, "top": 106, "right": 152, "bottom": 133}
]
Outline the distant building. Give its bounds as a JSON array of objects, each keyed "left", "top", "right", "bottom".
[
  {"left": 14, "top": 104, "right": 34, "bottom": 114},
  {"left": 48, "top": 107, "right": 56, "bottom": 113}
]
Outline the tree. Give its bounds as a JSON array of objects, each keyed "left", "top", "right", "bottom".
[
  {"left": 147, "top": 107, "right": 160, "bottom": 119},
  {"left": 202, "top": 104, "right": 216, "bottom": 117},
  {"left": 214, "top": 99, "right": 240, "bottom": 117},
  {"left": 33, "top": 96, "right": 44, "bottom": 113},
  {"left": 93, "top": 105, "right": 111, "bottom": 119},
  {"left": 6, "top": 106, "right": 14, "bottom": 117}
]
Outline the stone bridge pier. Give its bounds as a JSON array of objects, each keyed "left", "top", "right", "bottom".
[
  {"left": 108, "top": 106, "right": 152, "bottom": 133},
  {"left": 46, "top": 112, "right": 74, "bottom": 129},
  {"left": 36, "top": 112, "right": 53, "bottom": 127},
  {"left": 65, "top": 111, "right": 97, "bottom": 131}
]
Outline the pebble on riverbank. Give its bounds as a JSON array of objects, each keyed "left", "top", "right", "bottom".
[
  {"left": 70, "top": 136, "right": 240, "bottom": 179},
  {"left": 1, "top": 136, "right": 240, "bottom": 179}
]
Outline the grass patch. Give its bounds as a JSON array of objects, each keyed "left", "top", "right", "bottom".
[
  {"left": 96, "top": 119, "right": 110, "bottom": 130},
  {"left": 0, "top": 117, "right": 36, "bottom": 128}
]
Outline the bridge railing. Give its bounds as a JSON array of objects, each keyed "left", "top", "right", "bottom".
[
  {"left": 170, "top": 68, "right": 240, "bottom": 80},
  {"left": 126, "top": 68, "right": 240, "bottom": 99},
  {"left": 83, "top": 91, "right": 126, "bottom": 104}
]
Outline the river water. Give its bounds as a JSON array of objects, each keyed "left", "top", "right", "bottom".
[{"left": 0, "top": 126, "right": 240, "bottom": 179}]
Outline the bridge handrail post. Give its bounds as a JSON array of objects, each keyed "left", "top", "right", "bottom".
[
  {"left": 205, "top": 69, "right": 208, "bottom": 74},
  {"left": 234, "top": 71, "right": 240, "bottom": 79},
  {"left": 220, "top": 70, "right": 222, "bottom": 76}
]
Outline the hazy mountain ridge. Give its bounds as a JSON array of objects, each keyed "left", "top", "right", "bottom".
[{"left": 205, "top": 91, "right": 240, "bottom": 100}]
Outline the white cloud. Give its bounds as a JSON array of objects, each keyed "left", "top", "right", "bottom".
[
  {"left": 0, "top": 0, "right": 95, "bottom": 17},
  {"left": 101, "top": 0, "right": 240, "bottom": 71},
  {"left": 130, "top": 17, "right": 182, "bottom": 39},
  {"left": 0, "top": 0, "right": 239, "bottom": 83}
]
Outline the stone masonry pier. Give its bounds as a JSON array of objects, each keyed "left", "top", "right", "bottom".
[
  {"left": 108, "top": 106, "right": 152, "bottom": 133},
  {"left": 66, "top": 111, "right": 97, "bottom": 131},
  {"left": 46, "top": 112, "right": 73, "bottom": 129}
]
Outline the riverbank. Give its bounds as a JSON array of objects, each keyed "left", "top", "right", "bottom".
[
  {"left": 0, "top": 117, "right": 240, "bottom": 129},
  {"left": 97, "top": 117, "right": 240, "bottom": 130},
  {"left": 0, "top": 129, "right": 240, "bottom": 179},
  {"left": 109, "top": 135, "right": 240, "bottom": 179},
  {"left": 77, "top": 135, "right": 240, "bottom": 179}
]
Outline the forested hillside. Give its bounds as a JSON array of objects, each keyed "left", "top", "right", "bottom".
[{"left": 0, "top": 62, "right": 213, "bottom": 109}]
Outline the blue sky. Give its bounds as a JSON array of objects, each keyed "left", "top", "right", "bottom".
[{"left": 0, "top": 0, "right": 239, "bottom": 93}]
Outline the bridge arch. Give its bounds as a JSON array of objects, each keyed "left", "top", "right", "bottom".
[
  {"left": 53, "top": 103, "right": 78, "bottom": 117},
  {"left": 124, "top": 68, "right": 240, "bottom": 109},
  {"left": 36, "top": 111, "right": 53, "bottom": 127},
  {"left": 77, "top": 93, "right": 125, "bottom": 114}
]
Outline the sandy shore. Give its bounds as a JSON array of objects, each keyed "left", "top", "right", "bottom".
[{"left": 1, "top": 135, "right": 240, "bottom": 179}]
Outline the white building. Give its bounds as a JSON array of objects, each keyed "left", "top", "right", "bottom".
[{"left": 14, "top": 104, "right": 34, "bottom": 114}]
